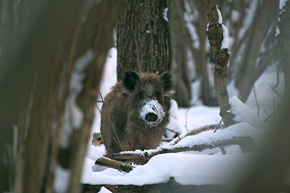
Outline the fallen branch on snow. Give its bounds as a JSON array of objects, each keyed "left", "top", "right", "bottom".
[
  {"left": 95, "top": 156, "right": 135, "bottom": 172},
  {"left": 95, "top": 136, "right": 255, "bottom": 170}
]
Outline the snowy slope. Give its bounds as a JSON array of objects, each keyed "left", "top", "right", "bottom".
[{"left": 81, "top": 47, "right": 282, "bottom": 188}]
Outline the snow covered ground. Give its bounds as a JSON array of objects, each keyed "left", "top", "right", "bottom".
[{"left": 81, "top": 47, "right": 283, "bottom": 190}]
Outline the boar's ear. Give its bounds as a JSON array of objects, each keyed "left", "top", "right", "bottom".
[
  {"left": 123, "top": 71, "right": 139, "bottom": 91},
  {"left": 160, "top": 72, "right": 175, "bottom": 96}
]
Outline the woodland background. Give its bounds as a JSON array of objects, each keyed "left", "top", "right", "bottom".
[{"left": 0, "top": 0, "right": 290, "bottom": 193}]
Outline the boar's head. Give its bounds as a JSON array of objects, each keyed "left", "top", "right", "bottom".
[{"left": 121, "top": 71, "right": 174, "bottom": 128}]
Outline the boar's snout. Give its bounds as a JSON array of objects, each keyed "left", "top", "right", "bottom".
[
  {"left": 145, "top": 112, "right": 158, "bottom": 122},
  {"left": 140, "top": 99, "right": 165, "bottom": 127}
]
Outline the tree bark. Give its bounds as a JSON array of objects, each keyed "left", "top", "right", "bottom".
[
  {"left": 169, "top": 0, "right": 191, "bottom": 107},
  {"left": 116, "top": 0, "right": 170, "bottom": 81},
  {"left": 205, "top": 0, "right": 235, "bottom": 127},
  {"left": 279, "top": 1, "right": 290, "bottom": 100},
  {"left": 234, "top": 1, "right": 279, "bottom": 101}
]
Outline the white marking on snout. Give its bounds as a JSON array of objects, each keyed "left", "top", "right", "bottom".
[{"left": 140, "top": 99, "right": 165, "bottom": 127}]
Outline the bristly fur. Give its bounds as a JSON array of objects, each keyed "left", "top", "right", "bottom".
[
  {"left": 160, "top": 72, "right": 175, "bottom": 96},
  {"left": 101, "top": 71, "right": 175, "bottom": 154}
]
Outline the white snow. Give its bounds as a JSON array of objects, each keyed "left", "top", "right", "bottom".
[
  {"left": 166, "top": 100, "right": 187, "bottom": 138},
  {"left": 280, "top": 0, "right": 287, "bottom": 9},
  {"left": 230, "top": 96, "right": 269, "bottom": 129},
  {"left": 98, "top": 187, "right": 112, "bottom": 193},
  {"left": 61, "top": 50, "right": 95, "bottom": 148},
  {"left": 231, "top": 10, "right": 240, "bottom": 22},
  {"left": 140, "top": 99, "right": 165, "bottom": 127},
  {"left": 277, "top": 0, "right": 288, "bottom": 37},
  {"left": 184, "top": 1, "right": 200, "bottom": 49},
  {"left": 69, "top": 49, "right": 94, "bottom": 129},
  {"left": 216, "top": 6, "right": 222, "bottom": 24},
  {"left": 163, "top": 8, "right": 169, "bottom": 22},
  {"left": 221, "top": 24, "right": 229, "bottom": 50},
  {"left": 54, "top": 165, "right": 71, "bottom": 193},
  {"left": 83, "top": 153, "right": 247, "bottom": 186},
  {"left": 80, "top": 44, "right": 282, "bottom": 187}
]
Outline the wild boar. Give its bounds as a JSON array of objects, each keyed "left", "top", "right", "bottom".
[{"left": 100, "top": 71, "right": 174, "bottom": 154}]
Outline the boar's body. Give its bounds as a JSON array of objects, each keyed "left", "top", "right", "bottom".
[{"left": 101, "top": 71, "right": 174, "bottom": 154}]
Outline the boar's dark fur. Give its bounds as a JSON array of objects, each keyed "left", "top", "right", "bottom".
[{"left": 101, "top": 71, "right": 174, "bottom": 154}]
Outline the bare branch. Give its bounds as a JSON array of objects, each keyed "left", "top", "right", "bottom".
[
  {"left": 253, "top": 84, "right": 260, "bottom": 117},
  {"left": 205, "top": 0, "right": 236, "bottom": 127},
  {"left": 95, "top": 157, "right": 135, "bottom": 173},
  {"left": 100, "top": 137, "right": 255, "bottom": 165}
]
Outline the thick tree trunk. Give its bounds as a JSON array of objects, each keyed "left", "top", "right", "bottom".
[{"left": 116, "top": 0, "right": 170, "bottom": 81}]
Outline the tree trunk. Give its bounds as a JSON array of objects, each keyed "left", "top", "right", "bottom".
[
  {"left": 116, "top": 0, "right": 170, "bottom": 81},
  {"left": 233, "top": 2, "right": 290, "bottom": 187},
  {"left": 279, "top": 1, "right": 290, "bottom": 100},
  {"left": 0, "top": 0, "right": 121, "bottom": 192},
  {"left": 169, "top": 0, "right": 191, "bottom": 107},
  {"left": 234, "top": 1, "right": 279, "bottom": 101},
  {"left": 205, "top": 0, "right": 235, "bottom": 127}
]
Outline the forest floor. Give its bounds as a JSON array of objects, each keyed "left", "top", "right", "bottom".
[{"left": 80, "top": 48, "right": 284, "bottom": 192}]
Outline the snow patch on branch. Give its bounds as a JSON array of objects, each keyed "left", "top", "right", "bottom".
[
  {"left": 163, "top": 8, "right": 169, "bottom": 22},
  {"left": 229, "top": 96, "right": 269, "bottom": 129},
  {"left": 69, "top": 49, "right": 94, "bottom": 128},
  {"left": 216, "top": 6, "right": 222, "bottom": 24},
  {"left": 215, "top": 6, "right": 229, "bottom": 50},
  {"left": 61, "top": 50, "right": 94, "bottom": 148},
  {"left": 280, "top": 0, "right": 288, "bottom": 9},
  {"left": 276, "top": 0, "right": 288, "bottom": 37},
  {"left": 221, "top": 24, "right": 229, "bottom": 50}
]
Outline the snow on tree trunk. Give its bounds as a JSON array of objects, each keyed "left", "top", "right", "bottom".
[
  {"left": 205, "top": 0, "right": 235, "bottom": 127},
  {"left": 279, "top": 0, "right": 290, "bottom": 100}
]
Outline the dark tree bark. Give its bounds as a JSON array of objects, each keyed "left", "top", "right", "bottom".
[
  {"left": 279, "top": 1, "right": 290, "bottom": 100},
  {"left": 116, "top": 0, "right": 170, "bottom": 81},
  {"left": 205, "top": 0, "right": 235, "bottom": 127},
  {"left": 0, "top": 0, "right": 122, "bottom": 193}
]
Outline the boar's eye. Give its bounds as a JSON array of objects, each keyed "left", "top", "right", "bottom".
[
  {"left": 138, "top": 90, "right": 145, "bottom": 99},
  {"left": 155, "top": 91, "right": 161, "bottom": 100}
]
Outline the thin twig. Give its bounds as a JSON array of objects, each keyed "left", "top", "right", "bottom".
[
  {"left": 166, "top": 128, "right": 181, "bottom": 140},
  {"left": 214, "top": 119, "right": 223, "bottom": 133},
  {"left": 98, "top": 90, "right": 124, "bottom": 151},
  {"left": 253, "top": 84, "right": 260, "bottom": 117},
  {"left": 98, "top": 90, "right": 104, "bottom": 102},
  {"left": 263, "top": 106, "right": 280, "bottom": 122}
]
